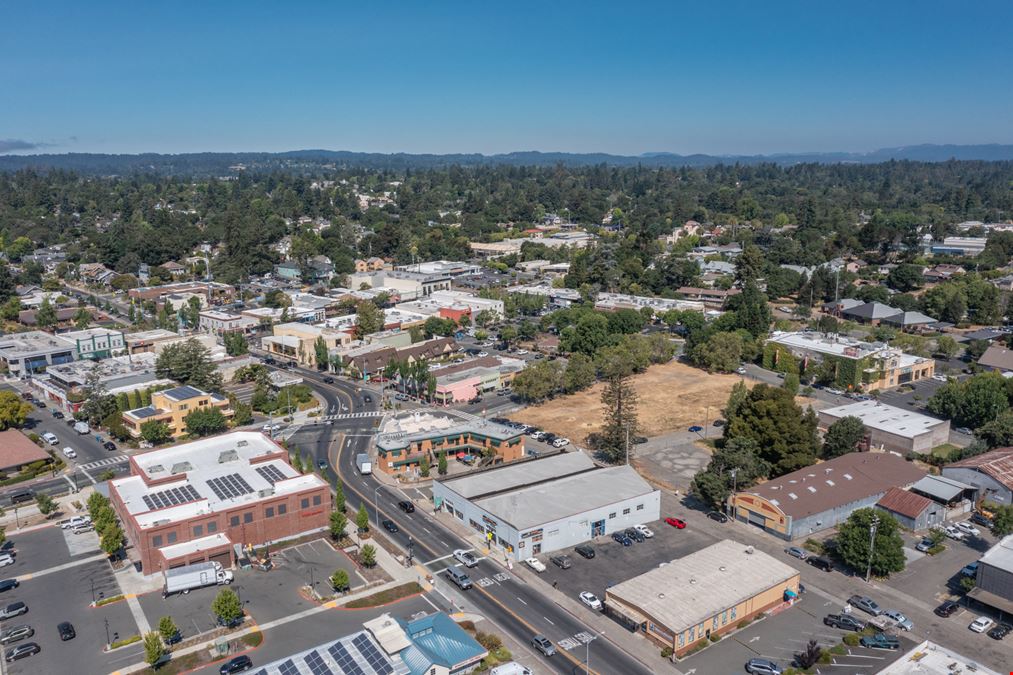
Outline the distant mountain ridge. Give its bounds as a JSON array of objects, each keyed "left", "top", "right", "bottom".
[{"left": 1, "top": 143, "right": 1011, "bottom": 175}]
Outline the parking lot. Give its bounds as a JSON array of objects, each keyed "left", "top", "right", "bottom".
[
  {"left": 682, "top": 587, "right": 912, "bottom": 673},
  {"left": 889, "top": 526, "right": 994, "bottom": 605},
  {"left": 535, "top": 516, "right": 717, "bottom": 612},
  {"left": 1, "top": 526, "right": 136, "bottom": 675}
]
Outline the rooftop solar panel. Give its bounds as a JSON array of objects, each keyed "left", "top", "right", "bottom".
[
  {"left": 255, "top": 464, "right": 287, "bottom": 485},
  {"left": 206, "top": 473, "right": 254, "bottom": 501},
  {"left": 141, "top": 484, "right": 201, "bottom": 511},
  {"left": 278, "top": 659, "right": 300, "bottom": 675},
  {"left": 327, "top": 642, "right": 366, "bottom": 675},
  {"left": 304, "top": 650, "right": 333, "bottom": 675},
  {"left": 352, "top": 634, "right": 393, "bottom": 675}
]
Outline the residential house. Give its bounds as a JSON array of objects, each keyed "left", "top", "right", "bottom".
[
  {"left": 160, "top": 261, "right": 188, "bottom": 278},
  {"left": 354, "top": 257, "right": 386, "bottom": 273},
  {"left": 78, "top": 262, "right": 116, "bottom": 286},
  {"left": 978, "top": 344, "right": 1013, "bottom": 374},
  {"left": 0, "top": 430, "right": 52, "bottom": 475}
]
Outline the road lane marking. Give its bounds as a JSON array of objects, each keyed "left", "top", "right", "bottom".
[
  {"left": 543, "top": 616, "right": 554, "bottom": 625},
  {"left": 516, "top": 596, "right": 527, "bottom": 605}
]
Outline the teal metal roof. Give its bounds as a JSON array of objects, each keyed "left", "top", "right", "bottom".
[{"left": 398, "top": 613, "right": 486, "bottom": 671}]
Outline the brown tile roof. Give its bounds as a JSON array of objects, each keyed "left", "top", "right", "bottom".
[
  {"left": 876, "top": 487, "right": 933, "bottom": 519},
  {"left": 948, "top": 447, "right": 1013, "bottom": 490},
  {"left": 743, "top": 452, "right": 926, "bottom": 520},
  {"left": 978, "top": 344, "right": 1013, "bottom": 372},
  {"left": 0, "top": 430, "right": 50, "bottom": 471}
]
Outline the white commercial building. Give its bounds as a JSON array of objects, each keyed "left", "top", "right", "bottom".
[
  {"left": 433, "top": 452, "right": 660, "bottom": 561},
  {"left": 817, "top": 400, "right": 951, "bottom": 455},
  {"left": 877, "top": 640, "right": 1000, "bottom": 675},
  {"left": 198, "top": 310, "right": 259, "bottom": 336},
  {"left": 0, "top": 331, "right": 77, "bottom": 377}
]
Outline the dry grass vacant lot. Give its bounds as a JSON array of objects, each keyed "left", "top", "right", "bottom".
[{"left": 514, "top": 361, "right": 750, "bottom": 444}]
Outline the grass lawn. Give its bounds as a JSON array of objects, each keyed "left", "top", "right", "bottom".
[{"left": 931, "top": 443, "right": 961, "bottom": 461}]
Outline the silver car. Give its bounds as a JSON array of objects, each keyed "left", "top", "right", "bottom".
[
  {"left": 0, "top": 625, "right": 33, "bottom": 645},
  {"left": 785, "top": 546, "right": 808, "bottom": 560}
]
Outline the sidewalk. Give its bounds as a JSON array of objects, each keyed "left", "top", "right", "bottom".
[{"left": 0, "top": 485, "right": 95, "bottom": 533}]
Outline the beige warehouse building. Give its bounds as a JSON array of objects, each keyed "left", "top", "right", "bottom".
[
  {"left": 605, "top": 540, "right": 801, "bottom": 657},
  {"left": 818, "top": 400, "right": 950, "bottom": 455}
]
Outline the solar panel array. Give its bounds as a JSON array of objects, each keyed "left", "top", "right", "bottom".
[
  {"left": 141, "top": 484, "right": 201, "bottom": 511},
  {"left": 328, "top": 642, "right": 365, "bottom": 675},
  {"left": 206, "top": 473, "right": 254, "bottom": 501},
  {"left": 255, "top": 464, "right": 287, "bottom": 485},
  {"left": 303, "top": 650, "right": 333, "bottom": 675},
  {"left": 278, "top": 659, "right": 300, "bottom": 675},
  {"left": 352, "top": 634, "right": 393, "bottom": 675}
]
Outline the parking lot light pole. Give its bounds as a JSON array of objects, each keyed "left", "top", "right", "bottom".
[{"left": 865, "top": 515, "right": 880, "bottom": 583}]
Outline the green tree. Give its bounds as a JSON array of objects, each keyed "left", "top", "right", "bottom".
[
  {"left": 511, "top": 360, "right": 564, "bottom": 402},
  {"left": 836, "top": 509, "right": 906, "bottom": 577},
  {"left": 355, "top": 300, "right": 384, "bottom": 337},
  {"left": 991, "top": 504, "right": 1013, "bottom": 537},
  {"left": 155, "top": 338, "right": 224, "bottom": 392},
  {"left": 334, "top": 480, "right": 345, "bottom": 513},
  {"left": 886, "top": 264, "right": 924, "bottom": 292},
  {"left": 183, "top": 408, "right": 228, "bottom": 437},
  {"left": 231, "top": 401, "right": 253, "bottom": 426},
  {"left": 73, "top": 307, "right": 92, "bottom": 329},
  {"left": 795, "top": 640, "right": 823, "bottom": 670},
  {"left": 314, "top": 337, "right": 329, "bottom": 369},
  {"left": 978, "top": 410, "right": 1013, "bottom": 449},
  {"left": 560, "top": 313, "right": 612, "bottom": 356},
  {"left": 143, "top": 631, "right": 165, "bottom": 667},
  {"left": 330, "top": 509, "right": 348, "bottom": 541},
  {"left": 223, "top": 332, "right": 248, "bottom": 356},
  {"left": 35, "top": 493, "right": 56, "bottom": 518},
  {"left": 360, "top": 543, "right": 377, "bottom": 568},
  {"left": 182, "top": 295, "right": 202, "bottom": 329},
  {"left": 728, "top": 281, "right": 771, "bottom": 338},
  {"left": 0, "top": 391, "right": 32, "bottom": 430},
  {"left": 36, "top": 296, "right": 57, "bottom": 328},
  {"left": 724, "top": 384, "right": 818, "bottom": 476},
  {"left": 356, "top": 504, "right": 369, "bottom": 532},
  {"left": 140, "top": 420, "right": 173, "bottom": 445},
  {"left": 934, "top": 335, "right": 958, "bottom": 359},
  {"left": 734, "top": 245, "right": 767, "bottom": 284},
  {"left": 821, "top": 416, "right": 866, "bottom": 458},
  {"left": 157, "top": 616, "right": 178, "bottom": 643},
  {"left": 100, "top": 522, "right": 125, "bottom": 557},
  {"left": 595, "top": 370, "right": 638, "bottom": 464},
  {"left": 690, "top": 331, "right": 743, "bottom": 373},
  {"left": 330, "top": 568, "right": 350, "bottom": 592},
  {"left": 419, "top": 453, "right": 431, "bottom": 478},
  {"left": 211, "top": 588, "right": 243, "bottom": 625},
  {"left": 438, "top": 451, "right": 448, "bottom": 476},
  {"left": 0, "top": 297, "right": 22, "bottom": 322},
  {"left": 927, "top": 372, "right": 1010, "bottom": 429}
]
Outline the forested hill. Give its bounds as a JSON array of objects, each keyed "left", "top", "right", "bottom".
[{"left": 1, "top": 144, "right": 1012, "bottom": 175}]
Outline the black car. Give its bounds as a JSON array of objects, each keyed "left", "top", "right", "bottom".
[
  {"left": 575, "top": 545, "right": 595, "bottom": 559},
  {"left": 0, "top": 580, "right": 18, "bottom": 594},
  {"left": 935, "top": 600, "right": 960, "bottom": 618},
  {"left": 398, "top": 501, "right": 415, "bottom": 513},
  {"left": 624, "top": 527, "right": 645, "bottom": 543},
  {"left": 363, "top": 394, "right": 372, "bottom": 403},
  {"left": 103, "top": 441, "right": 117, "bottom": 451},
  {"left": 4, "top": 642, "right": 39, "bottom": 662},
  {"left": 219, "top": 655, "right": 253, "bottom": 674},
  {"left": 706, "top": 511, "right": 728, "bottom": 523},
  {"left": 57, "top": 622, "right": 75, "bottom": 641},
  {"left": 317, "top": 459, "right": 328, "bottom": 471},
  {"left": 32, "top": 400, "right": 45, "bottom": 409},
  {"left": 322, "top": 376, "right": 335, "bottom": 384},
  {"left": 382, "top": 520, "right": 399, "bottom": 533},
  {"left": 989, "top": 623, "right": 1012, "bottom": 640},
  {"left": 823, "top": 614, "right": 864, "bottom": 631},
  {"left": 807, "top": 556, "right": 833, "bottom": 572},
  {"left": 52, "top": 411, "right": 64, "bottom": 419}
]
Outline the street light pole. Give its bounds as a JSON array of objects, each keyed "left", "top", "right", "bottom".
[
  {"left": 584, "top": 632, "right": 598, "bottom": 675},
  {"left": 374, "top": 486, "right": 381, "bottom": 528},
  {"left": 865, "top": 515, "right": 880, "bottom": 583}
]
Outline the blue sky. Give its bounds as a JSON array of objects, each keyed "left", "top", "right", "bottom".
[{"left": 3, "top": 1, "right": 1012, "bottom": 155}]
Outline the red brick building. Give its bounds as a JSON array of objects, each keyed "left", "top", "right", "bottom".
[{"left": 109, "top": 431, "right": 330, "bottom": 574}]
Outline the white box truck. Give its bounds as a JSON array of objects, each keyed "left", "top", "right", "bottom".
[
  {"left": 356, "top": 453, "right": 372, "bottom": 475},
  {"left": 162, "top": 561, "right": 233, "bottom": 597}
]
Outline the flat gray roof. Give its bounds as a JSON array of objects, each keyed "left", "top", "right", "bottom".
[
  {"left": 438, "top": 452, "right": 594, "bottom": 500},
  {"left": 910, "top": 475, "right": 972, "bottom": 502},
  {"left": 475, "top": 464, "right": 656, "bottom": 531},
  {"left": 820, "top": 400, "right": 947, "bottom": 438},
  {"left": 980, "top": 535, "right": 1013, "bottom": 574},
  {"left": 607, "top": 540, "right": 799, "bottom": 634}
]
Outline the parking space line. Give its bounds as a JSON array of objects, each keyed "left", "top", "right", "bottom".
[{"left": 14, "top": 551, "right": 107, "bottom": 582}]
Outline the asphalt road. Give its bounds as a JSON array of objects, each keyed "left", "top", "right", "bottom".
[{"left": 274, "top": 367, "right": 653, "bottom": 675}]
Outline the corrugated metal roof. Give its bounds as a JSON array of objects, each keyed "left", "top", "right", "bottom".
[
  {"left": 947, "top": 448, "right": 1013, "bottom": 490},
  {"left": 876, "top": 487, "right": 932, "bottom": 518},
  {"left": 397, "top": 613, "right": 486, "bottom": 669}
]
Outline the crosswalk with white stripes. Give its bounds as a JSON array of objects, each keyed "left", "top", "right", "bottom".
[
  {"left": 322, "top": 411, "right": 385, "bottom": 420},
  {"left": 78, "top": 455, "right": 128, "bottom": 471}
]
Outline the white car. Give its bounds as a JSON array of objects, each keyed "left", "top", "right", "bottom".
[
  {"left": 453, "top": 549, "right": 479, "bottom": 568},
  {"left": 552, "top": 437, "right": 570, "bottom": 448},
  {"left": 41, "top": 432, "right": 59, "bottom": 446},
  {"left": 525, "top": 558, "right": 546, "bottom": 573},
  {"left": 516, "top": 349, "right": 529, "bottom": 356},
  {"left": 0, "top": 555, "right": 13, "bottom": 568},
  {"left": 736, "top": 367, "right": 747, "bottom": 375},
  {"left": 478, "top": 352, "right": 489, "bottom": 357},
  {"left": 955, "top": 522, "right": 981, "bottom": 537},
  {"left": 579, "top": 591, "right": 602, "bottom": 610},
  {"left": 944, "top": 525, "right": 965, "bottom": 541},
  {"left": 970, "top": 616, "right": 994, "bottom": 633},
  {"left": 61, "top": 515, "right": 91, "bottom": 530},
  {"left": 261, "top": 423, "right": 281, "bottom": 433},
  {"left": 932, "top": 374, "right": 948, "bottom": 382},
  {"left": 634, "top": 524, "right": 654, "bottom": 538},
  {"left": 61, "top": 446, "right": 77, "bottom": 459}
]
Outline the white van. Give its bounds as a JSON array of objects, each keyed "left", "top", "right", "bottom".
[{"left": 42, "top": 432, "right": 59, "bottom": 445}]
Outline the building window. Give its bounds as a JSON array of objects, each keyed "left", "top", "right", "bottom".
[
  {"left": 207, "top": 521, "right": 217, "bottom": 533},
  {"left": 152, "top": 535, "right": 163, "bottom": 547},
  {"left": 230, "top": 515, "right": 240, "bottom": 527},
  {"left": 243, "top": 512, "right": 253, "bottom": 524},
  {"left": 712, "top": 617, "right": 718, "bottom": 630},
  {"left": 636, "top": 504, "right": 644, "bottom": 511},
  {"left": 622, "top": 508, "right": 630, "bottom": 515},
  {"left": 721, "top": 611, "right": 727, "bottom": 625},
  {"left": 678, "top": 632, "right": 685, "bottom": 647},
  {"left": 278, "top": 504, "right": 287, "bottom": 515},
  {"left": 730, "top": 607, "right": 737, "bottom": 620},
  {"left": 301, "top": 498, "right": 310, "bottom": 509},
  {"left": 689, "top": 627, "right": 695, "bottom": 642},
  {"left": 608, "top": 513, "right": 616, "bottom": 519},
  {"left": 167, "top": 532, "right": 177, "bottom": 544},
  {"left": 266, "top": 507, "right": 274, "bottom": 518},
  {"left": 313, "top": 495, "right": 322, "bottom": 506},
  {"left": 193, "top": 525, "right": 203, "bottom": 537}
]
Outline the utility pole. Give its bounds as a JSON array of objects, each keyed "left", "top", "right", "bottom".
[{"left": 865, "top": 515, "right": 880, "bottom": 583}]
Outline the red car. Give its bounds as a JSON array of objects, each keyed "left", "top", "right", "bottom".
[{"left": 665, "top": 517, "right": 686, "bottom": 529}]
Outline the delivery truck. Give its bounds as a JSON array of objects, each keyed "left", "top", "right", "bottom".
[
  {"left": 162, "top": 561, "right": 233, "bottom": 597},
  {"left": 356, "top": 453, "right": 372, "bottom": 475}
]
